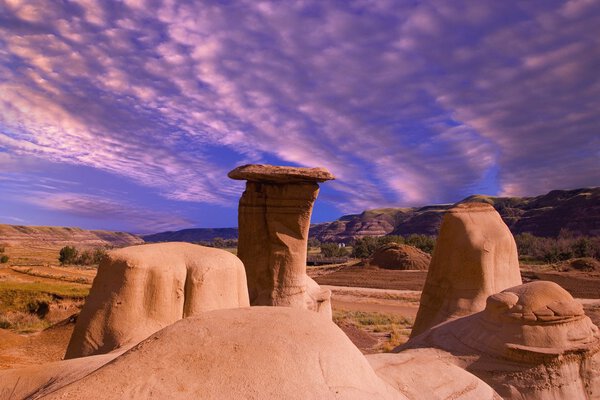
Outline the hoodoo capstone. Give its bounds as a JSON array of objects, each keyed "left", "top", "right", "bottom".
[
  {"left": 411, "top": 202, "right": 522, "bottom": 336},
  {"left": 65, "top": 242, "right": 249, "bottom": 359},
  {"left": 229, "top": 164, "right": 334, "bottom": 316}
]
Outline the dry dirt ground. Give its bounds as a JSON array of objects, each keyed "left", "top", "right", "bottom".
[
  {"left": 1, "top": 259, "right": 599, "bottom": 368},
  {"left": 0, "top": 264, "right": 88, "bottom": 369},
  {"left": 311, "top": 262, "right": 600, "bottom": 352}
]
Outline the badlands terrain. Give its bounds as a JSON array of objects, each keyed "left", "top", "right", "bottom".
[
  {"left": 0, "top": 176, "right": 599, "bottom": 398},
  {"left": 1, "top": 238, "right": 599, "bottom": 364}
]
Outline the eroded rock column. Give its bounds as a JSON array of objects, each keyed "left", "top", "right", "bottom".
[
  {"left": 229, "top": 164, "right": 334, "bottom": 315},
  {"left": 411, "top": 202, "right": 522, "bottom": 337}
]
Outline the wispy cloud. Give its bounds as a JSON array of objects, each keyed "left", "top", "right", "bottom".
[
  {"left": 22, "top": 191, "right": 193, "bottom": 233},
  {"left": 0, "top": 0, "right": 598, "bottom": 227}
]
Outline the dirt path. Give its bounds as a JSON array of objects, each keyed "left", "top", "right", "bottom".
[
  {"left": 312, "top": 265, "right": 428, "bottom": 291},
  {"left": 313, "top": 263, "right": 600, "bottom": 299},
  {"left": 325, "top": 285, "right": 420, "bottom": 318}
]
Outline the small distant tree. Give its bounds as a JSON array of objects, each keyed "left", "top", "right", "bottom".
[
  {"left": 572, "top": 237, "right": 593, "bottom": 258},
  {"left": 224, "top": 239, "right": 238, "bottom": 248},
  {"left": 320, "top": 243, "right": 349, "bottom": 258},
  {"left": 92, "top": 248, "right": 108, "bottom": 264},
  {"left": 351, "top": 237, "right": 382, "bottom": 259},
  {"left": 0, "top": 255, "right": 8, "bottom": 264},
  {"left": 59, "top": 246, "right": 79, "bottom": 265},
  {"left": 404, "top": 234, "right": 436, "bottom": 254},
  {"left": 212, "top": 237, "right": 225, "bottom": 248},
  {"left": 308, "top": 238, "right": 321, "bottom": 248},
  {"left": 77, "top": 250, "right": 93, "bottom": 265}
]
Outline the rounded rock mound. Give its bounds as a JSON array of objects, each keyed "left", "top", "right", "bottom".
[
  {"left": 369, "top": 243, "right": 431, "bottom": 270},
  {"left": 65, "top": 242, "right": 249, "bottom": 359},
  {"left": 561, "top": 257, "right": 600, "bottom": 272},
  {"left": 45, "top": 307, "right": 405, "bottom": 400},
  {"left": 401, "top": 281, "right": 600, "bottom": 399}
]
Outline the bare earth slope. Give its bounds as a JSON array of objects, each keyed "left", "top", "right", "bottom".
[
  {"left": 0, "top": 224, "right": 143, "bottom": 247},
  {"left": 312, "top": 187, "right": 599, "bottom": 242},
  {"left": 137, "top": 187, "right": 599, "bottom": 244}
]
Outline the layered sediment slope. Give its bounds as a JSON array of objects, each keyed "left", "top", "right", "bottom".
[{"left": 0, "top": 224, "right": 143, "bottom": 247}]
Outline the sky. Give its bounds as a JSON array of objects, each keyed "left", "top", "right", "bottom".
[{"left": 0, "top": 0, "right": 599, "bottom": 233}]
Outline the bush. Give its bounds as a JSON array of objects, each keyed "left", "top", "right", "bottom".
[
  {"left": 59, "top": 246, "right": 79, "bottom": 265},
  {"left": 404, "top": 234, "right": 436, "bottom": 254},
  {"left": 351, "top": 235, "right": 436, "bottom": 259},
  {"left": 92, "top": 248, "right": 107, "bottom": 264},
  {"left": 0, "top": 255, "right": 8, "bottom": 264},
  {"left": 514, "top": 232, "right": 600, "bottom": 263},
  {"left": 351, "top": 237, "right": 383, "bottom": 259},
  {"left": 59, "top": 246, "right": 109, "bottom": 265},
  {"left": 77, "top": 250, "right": 93, "bottom": 265},
  {"left": 211, "top": 237, "right": 225, "bottom": 248},
  {"left": 308, "top": 238, "right": 321, "bottom": 248},
  {"left": 320, "top": 243, "right": 349, "bottom": 258}
]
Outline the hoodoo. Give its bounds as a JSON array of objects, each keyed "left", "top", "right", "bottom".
[
  {"left": 411, "top": 202, "right": 522, "bottom": 336},
  {"left": 401, "top": 281, "right": 600, "bottom": 399},
  {"left": 229, "top": 164, "right": 334, "bottom": 317},
  {"left": 65, "top": 242, "right": 249, "bottom": 358}
]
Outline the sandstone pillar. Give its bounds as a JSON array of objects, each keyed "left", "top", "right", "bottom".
[
  {"left": 229, "top": 164, "right": 334, "bottom": 315},
  {"left": 411, "top": 202, "right": 522, "bottom": 337}
]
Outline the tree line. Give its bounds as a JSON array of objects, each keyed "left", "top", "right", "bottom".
[{"left": 59, "top": 246, "right": 108, "bottom": 265}]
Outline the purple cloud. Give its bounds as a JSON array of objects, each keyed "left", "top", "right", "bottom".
[{"left": 0, "top": 0, "right": 598, "bottom": 230}]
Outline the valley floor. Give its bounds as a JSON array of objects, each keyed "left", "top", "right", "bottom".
[{"left": 1, "top": 260, "right": 599, "bottom": 368}]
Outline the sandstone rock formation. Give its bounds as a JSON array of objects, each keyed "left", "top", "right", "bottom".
[
  {"left": 0, "top": 224, "right": 143, "bottom": 247},
  {"left": 369, "top": 243, "right": 431, "bottom": 270},
  {"left": 229, "top": 164, "right": 334, "bottom": 315},
  {"left": 368, "top": 350, "right": 501, "bottom": 400},
  {"left": 45, "top": 307, "right": 407, "bottom": 400},
  {"left": 411, "top": 202, "right": 522, "bottom": 337},
  {"left": 401, "top": 281, "right": 600, "bottom": 399},
  {"left": 0, "top": 351, "right": 123, "bottom": 399},
  {"left": 1, "top": 307, "right": 503, "bottom": 400},
  {"left": 65, "top": 242, "right": 249, "bottom": 359},
  {"left": 310, "top": 187, "right": 600, "bottom": 243}
]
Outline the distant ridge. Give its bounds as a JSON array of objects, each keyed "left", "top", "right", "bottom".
[
  {"left": 311, "top": 187, "right": 600, "bottom": 242},
  {"left": 0, "top": 224, "right": 143, "bottom": 247},
  {"left": 142, "top": 228, "right": 238, "bottom": 243},
  {"left": 8, "top": 188, "right": 595, "bottom": 246},
  {"left": 142, "top": 188, "right": 599, "bottom": 244}
]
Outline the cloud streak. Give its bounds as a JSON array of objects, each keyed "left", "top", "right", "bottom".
[{"left": 0, "top": 0, "right": 598, "bottom": 229}]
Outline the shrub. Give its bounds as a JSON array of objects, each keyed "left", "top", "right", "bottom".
[
  {"left": 0, "top": 255, "right": 8, "bottom": 264},
  {"left": 77, "top": 250, "right": 93, "bottom": 265},
  {"left": 514, "top": 232, "right": 600, "bottom": 263},
  {"left": 404, "top": 234, "right": 436, "bottom": 254},
  {"left": 320, "top": 243, "right": 349, "bottom": 258},
  {"left": 92, "top": 248, "right": 107, "bottom": 264},
  {"left": 351, "top": 237, "right": 382, "bottom": 259},
  {"left": 308, "top": 238, "right": 321, "bottom": 248},
  {"left": 351, "top": 235, "right": 436, "bottom": 259},
  {"left": 59, "top": 246, "right": 79, "bottom": 265}
]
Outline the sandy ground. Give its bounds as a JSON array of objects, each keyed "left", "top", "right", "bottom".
[
  {"left": 0, "top": 261, "right": 599, "bottom": 368},
  {"left": 0, "top": 321, "right": 74, "bottom": 369},
  {"left": 324, "top": 285, "right": 420, "bottom": 318}
]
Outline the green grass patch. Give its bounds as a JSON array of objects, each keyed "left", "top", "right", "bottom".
[
  {"left": 333, "top": 309, "right": 414, "bottom": 351},
  {"left": 0, "top": 281, "right": 89, "bottom": 333},
  {"left": 0, "top": 281, "right": 88, "bottom": 315}
]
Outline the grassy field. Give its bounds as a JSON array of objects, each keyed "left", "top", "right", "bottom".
[
  {"left": 0, "top": 280, "right": 90, "bottom": 333},
  {"left": 1, "top": 243, "right": 65, "bottom": 267},
  {"left": 333, "top": 309, "right": 414, "bottom": 351}
]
